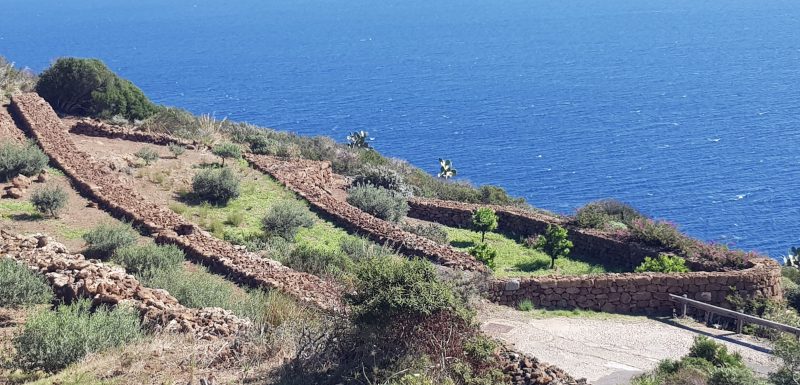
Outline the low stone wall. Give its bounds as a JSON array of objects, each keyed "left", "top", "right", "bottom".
[
  {"left": 0, "top": 105, "right": 26, "bottom": 143},
  {"left": 245, "top": 154, "right": 489, "bottom": 272},
  {"left": 1, "top": 230, "right": 249, "bottom": 339},
  {"left": 408, "top": 198, "right": 656, "bottom": 270},
  {"left": 10, "top": 93, "right": 344, "bottom": 312},
  {"left": 68, "top": 118, "right": 197, "bottom": 148}
]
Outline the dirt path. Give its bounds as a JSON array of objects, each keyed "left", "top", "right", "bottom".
[{"left": 479, "top": 304, "right": 777, "bottom": 385}]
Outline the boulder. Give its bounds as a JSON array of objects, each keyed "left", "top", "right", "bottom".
[
  {"left": 4, "top": 187, "right": 24, "bottom": 199},
  {"left": 11, "top": 175, "right": 31, "bottom": 188}
]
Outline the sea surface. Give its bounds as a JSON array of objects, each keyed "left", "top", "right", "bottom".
[{"left": 2, "top": 0, "right": 799, "bottom": 258}]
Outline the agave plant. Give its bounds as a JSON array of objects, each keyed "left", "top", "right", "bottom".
[
  {"left": 437, "top": 158, "right": 457, "bottom": 179},
  {"left": 784, "top": 246, "right": 800, "bottom": 267},
  {"left": 347, "top": 131, "right": 371, "bottom": 149}
]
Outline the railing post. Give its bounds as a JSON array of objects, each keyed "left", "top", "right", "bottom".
[
  {"left": 737, "top": 318, "right": 743, "bottom": 334},
  {"left": 682, "top": 294, "right": 688, "bottom": 318}
]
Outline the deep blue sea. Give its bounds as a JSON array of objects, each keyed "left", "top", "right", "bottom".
[{"left": 2, "top": 0, "right": 799, "bottom": 258}]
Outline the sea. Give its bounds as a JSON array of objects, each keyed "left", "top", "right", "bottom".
[{"left": 1, "top": 0, "right": 798, "bottom": 259}]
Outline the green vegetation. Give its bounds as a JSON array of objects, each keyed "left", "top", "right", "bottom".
[
  {"left": 0, "top": 259, "right": 53, "bottom": 308},
  {"left": 167, "top": 143, "right": 185, "bottom": 158},
  {"left": 82, "top": 222, "right": 138, "bottom": 259},
  {"left": 352, "top": 165, "right": 411, "bottom": 196},
  {"left": 13, "top": 300, "right": 142, "bottom": 372},
  {"left": 211, "top": 142, "right": 242, "bottom": 166},
  {"left": 401, "top": 222, "right": 448, "bottom": 244},
  {"left": 133, "top": 146, "right": 159, "bottom": 165},
  {"left": 191, "top": 167, "right": 240, "bottom": 205},
  {"left": 346, "top": 130, "right": 371, "bottom": 149},
  {"left": 471, "top": 207, "right": 498, "bottom": 242},
  {"left": 469, "top": 242, "right": 497, "bottom": 269},
  {"left": 0, "top": 140, "right": 49, "bottom": 181},
  {"left": 444, "top": 225, "right": 609, "bottom": 277},
  {"left": 346, "top": 184, "right": 409, "bottom": 222},
  {"left": 437, "top": 158, "right": 457, "bottom": 179},
  {"left": 36, "top": 57, "right": 156, "bottom": 120},
  {"left": 533, "top": 224, "right": 574, "bottom": 269},
  {"left": 575, "top": 199, "right": 643, "bottom": 230},
  {"left": 112, "top": 244, "right": 184, "bottom": 276},
  {"left": 0, "top": 199, "right": 39, "bottom": 220},
  {"left": 280, "top": 244, "right": 354, "bottom": 280},
  {"left": 635, "top": 254, "right": 690, "bottom": 273},
  {"left": 261, "top": 200, "right": 315, "bottom": 240},
  {"left": 518, "top": 299, "right": 534, "bottom": 311},
  {"left": 30, "top": 185, "right": 68, "bottom": 218},
  {"left": 0, "top": 56, "right": 36, "bottom": 102}
]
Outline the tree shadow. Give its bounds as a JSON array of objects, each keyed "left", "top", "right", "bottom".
[
  {"left": 515, "top": 259, "right": 552, "bottom": 272},
  {"left": 11, "top": 213, "right": 44, "bottom": 221},
  {"left": 450, "top": 240, "right": 475, "bottom": 248}
]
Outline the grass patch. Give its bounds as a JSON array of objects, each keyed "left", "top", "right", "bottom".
[
  {"left": 519, "top": 307, "right": 632, "bottom": 320},
  {"left": 0, "top": 200, "right": 40, "bottom": 220},
  {"left": 443, "top": 226, "right": 614, "bottom": 277}
]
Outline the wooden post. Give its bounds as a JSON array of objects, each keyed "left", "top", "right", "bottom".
[
  {"left": 737, "top": 319, "right": 743, "bottom": 334},
  {"left": 682, "top": 294, "right": 688, "bottom": 318}
]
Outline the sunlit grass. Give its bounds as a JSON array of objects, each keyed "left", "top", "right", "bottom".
[
  {"left": 444, "top": 226, "right": 615, "bottom": 277},
  {"left": 0, "top": 200, "right": 39, "bottom": 220}
]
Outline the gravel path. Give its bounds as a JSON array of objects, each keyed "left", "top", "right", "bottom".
[{"left": 479, "top": 304, "right": 777, "bottom": 385}]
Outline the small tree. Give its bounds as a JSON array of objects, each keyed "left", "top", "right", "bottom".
[
  {"left": 261, "top": 201, "right": 315, "bottom": 240},
  {"left": 471, "top": 207, "right": 498, "bottom": 243},
  {"left": 168, "top": 143, "right": 185, "bottom": 158},
  {"left": 535, "top": 224, "right": 573, "bottom": 269},
  {"left": 469, "top": 242, "right": 497, "bottom": 269},
  {"left": 134, "top": 147, "right": 159, "bottom": 165},
  {"left": 347, "top": 130, "right": 371, "bottom": 149},
  {"left": 30, "top": 185, "right": 68, "bottom": 218},
  {"left": 211, "top": 142, "right": 242, "bottom": 166},
  {"left": 191, "top": 167, "right": 240, "bottom": 205},
  {"left": 437, "top": 158, "right": 457, "bottom": 179}
]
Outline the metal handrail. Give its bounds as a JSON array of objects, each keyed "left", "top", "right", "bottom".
[{"left": 670, "top": 293, "right": 800, "bottom": 336}]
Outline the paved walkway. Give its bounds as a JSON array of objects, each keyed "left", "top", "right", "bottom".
[{"left": 479, "top": 304, "right": 777, "bottom": 385}]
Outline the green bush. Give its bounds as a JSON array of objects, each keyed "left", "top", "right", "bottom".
[
  {"left": 30, "top": 184, "right": 68, "bottom": 218},
  {"left": 261, "top": 201, "right": 315, "bottom": 240},
  {"left": 134, "top": 147, "right": 159, "bottom": 165},
  {"left": 13, "top": 300, "right": 142, "bottom": 372},
  {"left": 471, "top": 207, "right": 498, "bottom": 243},
  {"left": 400, "top": 222, "right": 448, "bottom": 244},
  {"left": 575, "top": 199, "right": 643, "bottom": 229},
  {"left": 688, "top": 336, "right": 744, "bottom": 368},
  {"left": 0, "top": 259, "right": 53, "bottom": 308},
  {"left": 708, "top": 367, "right": 764, "bottom": 385},
  {"left": 112, "top": 244, "right": 184, "bottom": 277},
  {"left": 629, "top": 218, "right": 691, "bottom": 251},
  {"left": 347, "top": 256, "right": 467, "bottom": 324},
  {"left": 211, "top": 142, "right": 242, "bottom": 166},
  {"left": 139, "top": 107, "right": 201, "bottom": 139},
  {"left": 36, "top": 57, "right": 156, "bottom": 120},
  {"left": 280, "top": 244, "right": 354, "bottom": 278},
  {"left": 143, "top": 267, "right": 238, "bottom": 309},
  {"left": 518, "top": 299, "right": 534, "bottom": 311},
  {"left": 463, "top": 335, "right": 498, "bottom": 365},
  {"left": 770, "top": 335, "right": 800, "bottom": 385},
  {"left": 469, "top": 242, "right": 497, "bottom": 269},
  {"left": 191, "top": 167, "right": 240, "bottom": 205},
  {"left": 167, "top": 143, "right": 186, "bottom": 158},
  {"left": 534, "top": 224, "right": 573, "bottom": 269},
  {"left": 339, "top": 236, "right": 394, "bottom": 261},
  {"left": 82, "top": 222, "right": 138, "bottom": 259},
  {"left": 635, "top": 254, "right": 689, "bottom": 273},
  {"left": 347, "top": 184, "right": 409, "bottom": 222},
  {"left": 352, "top": 165, "right": 411, "bottom": 196},
  {"left": 0, "top": 140, "right": 48, "bottom": 181}
]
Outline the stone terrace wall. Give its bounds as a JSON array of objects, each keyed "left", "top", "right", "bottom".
[
  {"left": 9, "top": 93, "right": 344, "bottom": 312},
  {"left": 244, "top": 154, "right": 489, "bottom": 272},
  {"left": 491, "top": 258, "right": 782, "bottom": 314},
  {"left": 0, "top": 105, "right": 26, "bottom": 143},
  {"left": 408, "top": 198, "right": 656, "bottom": 270},
  {"left": 68, "top": 118, "right": 198, "bottom": 148},
  {"left": 1, "top": 230, "right": 249, "bottom": 339}
]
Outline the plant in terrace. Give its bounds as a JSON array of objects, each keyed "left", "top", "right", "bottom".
[
  {"left": 437, "top": 158, "right": 457, "bottom": 179},
  {"left": 211, "top": 142, "right": 242, "bottom": 166},
  {"left": 471, "top": 207, "right": 498, "bottom": 243},
  {"left": 168, "top": 143, "right": 186, "bottom": 158},
  {"left": 469, "top": 242, "right": 497, "bottom": 269},
  {"left": 347, "top": 130, "right": 371, "bottom": 149},
  {"left": 134, "top": 146, "right": 159, "bottom": 166},
  {"left": 635, "top": 254, "right": 689, "bottom": 273},
  {"left": 534, "top": 224, "right": 573, "bottom": 269},
  {"left": 30, "top": 184, "right": 68, "bottom": 218}
]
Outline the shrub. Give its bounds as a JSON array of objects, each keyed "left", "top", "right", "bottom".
[
  {"left": 191, "top": 167, "right": 240, "bottom": 205},
  {"left": 140, "top": 107, "right": 201, "bottom": 139},
  {"left": 534, "top": 224, "right": 573, "bottom": 269},
  {"left": 518, "top": 299, "right": 534, "bottom": 311},
  {"left": 226, "top": 210, "right": 245, "bottom": 227},
  {"left": 770, "top": 335, "right": 800, "bottom": 385},
  {"left": 29, "top": 185, "right": 68, "bottom": 217},
  {"left": 167, "top": 143, "right": 185, "bottom": 158},
  {"left": 261, "top": 201, "right": 315, "bottom": 240},
  {"left": 13, "top": 300, "right": 141, "bottom": 372},
  {"left": 629, "top": 218, "right": 690, "bottom": 251},
  {"left": 281, "top": 244, "right": 353, "bottom": 278},
  {"left": 0, "top": 259, "right": 53, "bottom": 308},
  {"left": 471, "top": 207, "right": 498, "bottom": 243},
  {"left": 0, "top": 140, "right": 48, "bottom": 181},
  {"left": 575, "top": 199, "right": 643, "bottom": 229},
  {"left": 463, "top": 335, "right": 498, "bottom": 365},
  {"left": 347, "top": 256, "right": 466, "bottom": 324},
  {"left": 82, "top": 222, "right": 138, "bottom": 259},
  {"left": 352, "top": 165, "right": 411, "bottom": 196},
  {"left": 339, "top": 236, "right": 394, "bottom": 261},
  {"left": 211, "top": 142, "right": 242, "bottom": 166},
  {"left": 635, "top": 254, "right": 689, "bottom": 273},
  {"left": 688, "top": 336, "right": 744, "bottom": 368},
  {"left": 401, "top": 222, "right": 448, "bottom": 244},
  {"left": 143, "top": 267, "right": 241, "bottom": 309},
  {"left": 112, "top": 244, "right": 184, "bottom": 277},
  {"left": 708, "top": 367, "right": 764, "bottom": 385},
  {"left": 36, "top": 57, "right": 156, "bottom": 120},
  {"left": 0, "top": 56, "right": 36, "bottom": 102},
  {"left": 134, "top": 147, "right": 159, "bottom": 165},
  {"left": 469, "top": 242, "right": 497, "bottom": 269},
  {"left": 346, "top": 184, "right": 409, "bottom": 222}
]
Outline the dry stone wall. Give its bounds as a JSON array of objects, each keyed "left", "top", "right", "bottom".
[
  {"left": 0, "top": 105, "right": 26, "bottom": 143},
  {"left": 9, "top": 93, "right": 344, "bottom": 312},
  {"left": 245, "top": 153, "right": 489, "bottom": 272},
  {"left": 68, "top": 118, "right": 197, "bottom": 148},
  {"left": 1, "top": 230, "right": 249, "bottom": 339}
]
